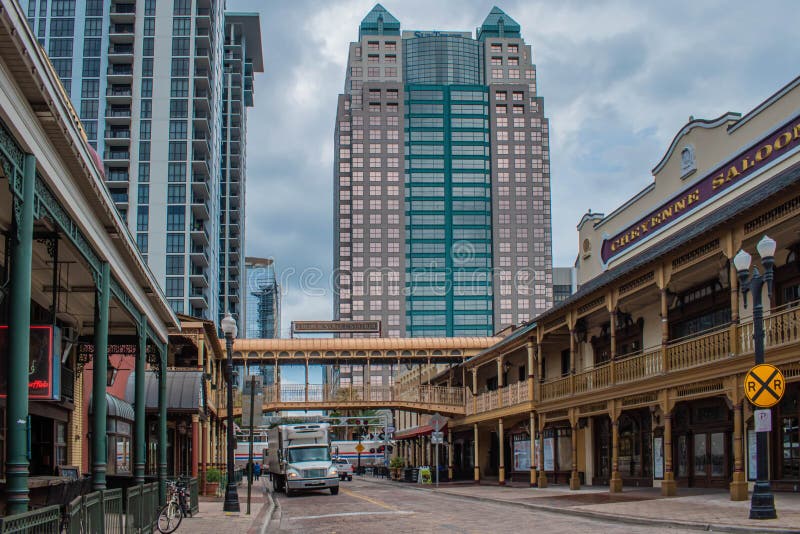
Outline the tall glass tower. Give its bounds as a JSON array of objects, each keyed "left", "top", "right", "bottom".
[
  {"left": 334, "top": 5, "right": 553, "bottom": 338},
  {"left": 22, "top": 1, "right": 263, "bottom": 323}
]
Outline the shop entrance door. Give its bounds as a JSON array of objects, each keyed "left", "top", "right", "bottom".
[{"left": 691, "top": 431, "right": 728, "bottom": 488}]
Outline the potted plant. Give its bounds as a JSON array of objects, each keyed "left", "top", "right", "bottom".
[
  {"left": 204, "top": 468, "right": 222, "bottom": 496},
  {"left": 390, "top": 456, "right": 404, "bottom": 480}
]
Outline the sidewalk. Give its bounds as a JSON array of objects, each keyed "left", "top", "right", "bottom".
[
  {"left": 178, "top": 482, "right": 274, "bottom": 534},
  {"left": 361, "top": 477, "right": 800, "bottom": 533}
]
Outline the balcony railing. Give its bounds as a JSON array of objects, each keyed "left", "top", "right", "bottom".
[
  {"left": 530, "top": 303, "right": 799, "bottom": 405},
  {"left": 467, "top": 381, "right": 529, "bottom": 416}
]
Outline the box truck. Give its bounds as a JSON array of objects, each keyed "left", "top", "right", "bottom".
[{"left": 267, "top": 423, "right": 339, "bottom": 496}]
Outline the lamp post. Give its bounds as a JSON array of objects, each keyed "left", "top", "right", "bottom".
[
  {"left": 221, "top": 312, "right": 240, "bottom": 513},
  {"left": 733, "top": 234, "right": 777, "bottom": 520}
]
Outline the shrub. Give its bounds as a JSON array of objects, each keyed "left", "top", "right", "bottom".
[{"left": 205, "top": 468, "right": 222, "bottom": 483}]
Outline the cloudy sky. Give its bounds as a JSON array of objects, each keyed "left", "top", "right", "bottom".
[{"left": 230, "top": 0, "right": 800, "bottom": 336}]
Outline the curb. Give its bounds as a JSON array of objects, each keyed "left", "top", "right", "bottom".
[
  {"left": 260, "top": 484, "right": 278, "bottom": 534},
  {"left": 355, "top": 477, "right": 800, "bottom": 534}
]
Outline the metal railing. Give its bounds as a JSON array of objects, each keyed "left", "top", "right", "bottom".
[
  {"left": 124, "top": 482, "right": 159, "bottom": 534},
  {"left": 0, "top": 505, "right": 60, "bottom": 533}
]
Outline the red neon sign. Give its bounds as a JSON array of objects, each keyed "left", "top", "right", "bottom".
[{"left": 0, "top": 325, "right": 59, "bottom": 400}]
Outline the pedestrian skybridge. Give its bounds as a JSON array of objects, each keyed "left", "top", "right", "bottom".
[{"left": 223, "top": 336, "right": 501, "bottom": 417}]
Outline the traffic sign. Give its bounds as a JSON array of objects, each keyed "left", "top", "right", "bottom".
[
  {"left": 754, "top": 409, "right": 772, "bottom": 432},
  {"left": 386, "top": 426, "right": 395, "bottom": 434},
  {"left": 355, "top": 443, "right": 365, "bottom": 453},
  {"left": 429, "top": 413, "right": 447, "bottom": 432},
  {"left": 744, "top": 364, "right": 785, "bottom": 408},
  {"left": 431, "top": 431, "right": 444, "bottom": 444}
]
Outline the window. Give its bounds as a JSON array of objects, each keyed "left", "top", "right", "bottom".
[
  {"left": 168, "top": 163, "right": 186, "bottom": 182},
  {"left": 166, "top": 256, "right": 184, "bottom": 276},
  {"left": 137, "top": 184, "right": 149, "bottom": 204},
  {"left": 169, "top": 120, "right": 187, "bottom": 140},
  {"left": 168, "top": 142, "right": 186, "bottom": 161},
  {"left": 171, "top": 58, "right": 190, "bottom": 76},
  {"left": 171, "top": 79, "right": 189, "bottom": 97},
  {"left": 136, "top": 233, "right": 148, "bottom": 253},
  {"left": 136, "top": 207, "right": 149, "bottom": 231},
  {"left": 170, "top": 99, "right": 188, "bottom": 118},
  {"left": 491, "top": 43, "right": 502, "bottom": 53},
  {"left": 166, "top": 206, "right": 185, "bottom": 231},
  {"left": 166, "top": 233, "right": 184, "bottom": 253},
  {"left": 172, "top": 18, "right": 191, "bottom": 36},
  {"left": 167, "top": 184, "right": 185, "bottom": 204},
  {"left": 165, "top": 278, "right": 184, "bottom": 297}
]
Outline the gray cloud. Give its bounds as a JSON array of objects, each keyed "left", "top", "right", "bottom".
[{"left": 229, "top": 0, "right": 800, "bottom": 333}]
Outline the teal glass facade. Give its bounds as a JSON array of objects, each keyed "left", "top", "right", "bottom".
[{"left": 404, "top": 83, "right": 493, "bottom": 336}]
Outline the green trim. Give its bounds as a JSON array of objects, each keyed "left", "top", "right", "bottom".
[{"left": 92, "top": 262, "right": 110, "bottom": 490}]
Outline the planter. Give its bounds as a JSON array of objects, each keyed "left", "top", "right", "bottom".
[
  {"left": 391, "top": 467, "right": 402, "bottom": 480},
  {"left": 204, "top": 482, "right": 219, "bottom": 496}
]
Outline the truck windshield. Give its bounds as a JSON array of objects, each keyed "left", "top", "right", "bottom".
[{"left": 288, "top": 447, "right": 330, "bottom": 463}]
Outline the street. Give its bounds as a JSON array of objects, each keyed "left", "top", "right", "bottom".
[{"left": 269, "top": 478, "right": 697, "bottom": 533}]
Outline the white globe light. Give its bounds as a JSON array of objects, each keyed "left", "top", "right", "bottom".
[
  {"left": 221, "top": 312, "right": 237, "bottom": 338},
  {"left": 756, "top": 235, "right": 777, "bottom": 260},
  {"left": 733, "top": 249, "right": 752, "bottom": 272}
]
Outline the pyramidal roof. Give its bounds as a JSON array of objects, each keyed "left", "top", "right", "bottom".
[
  {"left": 359, "top": 4, "right": 401, "bottom": 39},
  {"left": 477, "top": 6, "right": 521, "bottom": 41}
]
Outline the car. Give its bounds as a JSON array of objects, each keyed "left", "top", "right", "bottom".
[{"left": 333, "top": 458, "right": 354, "bottom": 481}]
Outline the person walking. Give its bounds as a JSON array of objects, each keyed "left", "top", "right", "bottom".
[{"left": 254, "top": 462, "right": 261, "bottom": 481}]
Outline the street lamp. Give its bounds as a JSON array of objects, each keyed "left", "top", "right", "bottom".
[
  {"left": 221, "top": 312, "right": 240, "bottom": 513},
  {"left": 734, "top": 234, "right": 777, "bottom": 520}
]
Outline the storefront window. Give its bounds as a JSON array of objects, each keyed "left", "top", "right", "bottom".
[
  {"left": 779, "top": 386, "right": 799, "bottom": 480},
  {"left": 55, "top": 421, "right": 67, "bottom": 468},
  {"left": 512, "top": 434, "right": 530, "bottom": 471}
]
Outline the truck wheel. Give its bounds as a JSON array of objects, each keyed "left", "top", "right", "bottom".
[{"left": 330, "top": 487, "right": 339, "bottom": 495}]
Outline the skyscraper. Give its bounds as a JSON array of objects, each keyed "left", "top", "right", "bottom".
[
  {"left": 22, "top": 1, "right": 262, "bottom": 323},
  {"left": 220, "top": 13, "right": 262, "bottom": 327},
  {"left": 333, "top": 5, "right": 553, "bottom": 338},
  {"left": 244, "top": 257, "right": 281, "bottom": 339}
]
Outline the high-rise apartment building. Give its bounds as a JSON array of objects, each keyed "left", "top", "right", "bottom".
[
  {"left": 23, "top": 1, "right": 262, "bottom": 324},
  {"left": 553, "top": 266, "right": 577, "bottom": 304},
  {"left": 220, "top": 13, "right": 262, "bottom": 327},
  {"left": 244, "top": 257, "right": 281, "bottom": 339},
  {"left": 333, "top": 5, "right": 553, "bottom": 338}
]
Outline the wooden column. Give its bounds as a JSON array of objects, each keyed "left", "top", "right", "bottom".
[
  {"left": 569, "top": 328, "right": 576, "bottom": 394},
  {"left": 609, "top": 309, "right": 617, "bottom": 385},
  {"left": 529, "top": 412, "right": 537, "bottom": 487},
  {"left": 447, "top": 435, "right": 454, "bottom": 480},
  {"left": 537, "top": 416, "right": 548, "bottom": 488},
  {"left": 200, "top": 420, "right": 207, "bottom": 495},
  {"left": 526, "top": 341, "right": 535, "bottom": 402},
  {"left": 660, "top": 288, "right": 670, "bottom": 373},
  {"left": 729, "top": 260, "right": 741, "bottom": 355},
  {"left": 662, "top": 411, "right": 676, "bottom": 496},
  {"left": 730, "top": 400, "right": 748, "bottom": 500},
  {"left": 191, "top": 415, "right": 200, "bottom": 478},
  {"left": 472, "top": 368, "right": 478, "bottom": 414},
  {"left": 498, "top": 418, "right": 506, "bottom": 485},
  {"left": 570, "top": 416, "right": 580, "bottom": 490},
  {"left": 473, "top": 423, "right": 480, "bottom": 483},
  {"left": 497, "top": 356, "right": 504, "bottom": 408},
  {"left": 610, "top": 416, "right": 622, "bottom": 492}
]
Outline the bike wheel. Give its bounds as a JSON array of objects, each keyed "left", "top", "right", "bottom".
[{"left": 157, "top": 502, "right": 183, "bottom": 533}]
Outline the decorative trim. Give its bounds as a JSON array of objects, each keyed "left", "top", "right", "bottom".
[
  {"left": 652, "top": 113, "right": 741, "bottom": 175},
  {"left": 579, "top": 401, "right": 607, "bottom": 415},
  {"left": 671, "top": 238, "right": 720, "bottom": 271},
  {"left": 676, "top": 379, "right": 724, "bottom": 399},
  {"left": 744, "top": 194, "right": 800, "bottom": 236},
  {"left": 618, "top": 271, "right": 654, "bottom": 296},
  {"left": 621, "top": 392, "right": 658, "bottom": 408},
  {"left": 578, "top": 296, "right": 605, "bottom": 315}
]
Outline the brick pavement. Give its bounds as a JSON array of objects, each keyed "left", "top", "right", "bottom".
[
  {"left": 179, "top": 480, "right": 273, "bottom": 534},
  {"left": 360, "top": 477, "right": 800, "bottom": 533}
]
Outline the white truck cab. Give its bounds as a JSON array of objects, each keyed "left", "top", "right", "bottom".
[{"left": 267, "top": 423, "right": 340, "bottom": 496}]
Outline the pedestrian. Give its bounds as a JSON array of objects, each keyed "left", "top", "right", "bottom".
[{"left": 254, "top": 462, "right": 261, "bottom": 481}]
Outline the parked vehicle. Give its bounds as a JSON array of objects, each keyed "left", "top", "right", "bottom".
[
  {"left": 333, "top": 458, "right": 354, "bottom": 481},
  {"left": 267, "top": 423, "right": 339, "bottom": 496}
]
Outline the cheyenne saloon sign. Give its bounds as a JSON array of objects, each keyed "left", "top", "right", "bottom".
[{"left": 601, "top": 114, "right": 800, "bottom": 263}]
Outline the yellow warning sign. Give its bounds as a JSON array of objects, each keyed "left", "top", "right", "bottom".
[
  {"left": 744, "top": 364, "right": 785, "bottom": 408},
  {"left": 355, "top": 443, "right": 365, "bottom": 453}
]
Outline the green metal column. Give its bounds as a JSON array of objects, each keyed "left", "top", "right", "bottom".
[
  {"left": 134, "top": 317, "right": 147, "bottom": 483},
  {"left": 158, "top": 342, "right": 168, "bottom": 502},
  {"left": 91, "top": 261, "right": 110, "bottom": 490},
  {"left": 5, "top": 154, "right": 36, "bottom": 514}
]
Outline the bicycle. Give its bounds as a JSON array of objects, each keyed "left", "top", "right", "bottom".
[{"left": 156, "top": 478, "right": 192, "bottom": 533}]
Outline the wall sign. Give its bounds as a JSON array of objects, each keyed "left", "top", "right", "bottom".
[
  {"left": 601, "top": 114, "right": 800, "bottom": 263},
  {"left": 653, "top": 436, "right": 664, "bottom": 479},
  {"left": 292, "top": 320, "right": 381, "bottom": 334},
  {"left": 0, "top": 325, "right": 61, "bottom": 400}
]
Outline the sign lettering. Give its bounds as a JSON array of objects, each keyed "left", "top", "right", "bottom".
[
  {"left": 602, "top": 114, "right": 800, "bottom": 263},
  {"left": 292, "top": 320, "right": 381, "bottom": 334}
]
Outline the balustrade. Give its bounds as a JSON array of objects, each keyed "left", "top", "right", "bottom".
[
  {"left": 667, "top": 326, "right": 730, "bottom": 370},
  {"left": 615, "top": 348, "right": 663, "bottom": 384}
]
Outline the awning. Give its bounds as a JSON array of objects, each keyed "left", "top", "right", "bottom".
[
  {"left": 394, "top": 424, "right": 447, "bottom": 440},
  {"left": 124, "top": 370, "right": 204, "bottom": 413},
  {"left": 88, "top": 393, "right": 135, "bottom": 421}
]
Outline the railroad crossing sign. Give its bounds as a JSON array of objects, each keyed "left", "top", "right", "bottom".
[
  {"left": 744, "top": 364, "right": 785, "bottom": 408},
  {"left": 355, "top": 443, "right": 365, "bottom": 453},
  {"left": 429, "top": 413, "right": 447, "bottom": 432}
]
